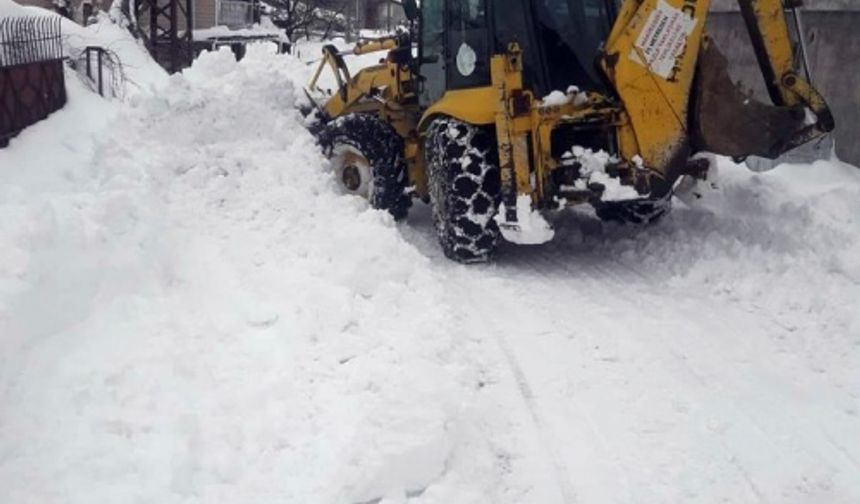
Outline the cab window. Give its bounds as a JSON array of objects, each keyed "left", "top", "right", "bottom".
[
  {"left": 419, "top": 0, "right": 446, "bottom": 105},
  {"left": 446, "top": 0, "right": 490, "bottom": 90}
]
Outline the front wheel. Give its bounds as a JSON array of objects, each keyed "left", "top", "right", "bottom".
[
  {"left": 425, "top": 117, "right": 501, "bottom": 263},
  {"left": 318, "top": 113, "right": 412, "bottom": 220}
]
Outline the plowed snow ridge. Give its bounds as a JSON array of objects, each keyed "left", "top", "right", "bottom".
[{"left": 1, "top": 38, "right": 859, "bottom": 504}]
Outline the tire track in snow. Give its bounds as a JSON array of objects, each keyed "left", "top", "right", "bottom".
[
  {"left": 448, "top": 266, "right": 637, "bottom": 503},
  {"left": 460, "top": 243, "right": 854, "bottom": 502},
  {"left": 484, "top": 305, "right": 580, "bottom": 504},
  {"left": 402, "top": 204, "right": 860, "bottom": 502},
  {"left": 587, "top": 255, "right": 860, "bottom": 491},
  {"left": 509, "top": 248, "right": 811, "bottom": 502}
]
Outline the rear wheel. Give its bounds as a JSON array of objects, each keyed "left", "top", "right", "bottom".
[
  {"left": 425, "top": 117, "right": 501, "bottom": 263},
  {"left": 319, "top": 113, "right": 412, "bottom": 220}
]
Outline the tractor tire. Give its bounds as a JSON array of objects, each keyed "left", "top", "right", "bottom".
[
  {"left": 592, "top": 192, "right": 672, "bottom": 225},
  {"left": 425, "top": 117, "right": 502, "bottom": 263},
  {"left": 318, "top": 113, "right": 412, "bottom": 220}
]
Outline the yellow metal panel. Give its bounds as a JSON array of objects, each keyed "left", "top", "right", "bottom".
[
  {"left": 747, "top": 0, "right": 794, "bottom": 100},
  {"left": 602, "top": 0, "right": 712, "bottom": 174},
  {"left": 417, "top": 87, "right": 497, "bottom": 131}
]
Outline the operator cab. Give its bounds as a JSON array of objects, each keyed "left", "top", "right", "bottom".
[{"left": 418, "top": 0, "right": 619, "bottom": 106}]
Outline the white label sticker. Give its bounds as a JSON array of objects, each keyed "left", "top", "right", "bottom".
[
  {"left": 456, "top": 43, "right": 477, "bottom": 77},
  {"left": 629, "top": 0, "right": 697, "bottom": 79}
]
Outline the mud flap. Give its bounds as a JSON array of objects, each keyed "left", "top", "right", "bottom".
[{"left": 691, "top": 40, "right": 814, "bottom": 161}]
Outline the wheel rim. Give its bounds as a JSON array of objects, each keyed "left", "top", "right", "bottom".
[{"left": 331, "top": 144, "right": 373, "bottom": 198}]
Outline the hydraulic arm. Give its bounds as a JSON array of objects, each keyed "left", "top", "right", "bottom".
[
  {"left": 737, "top": 0, "right": 834, "bottom": 133},
  {"left": 602, "top": 0, "right": 834, "bottom": 191}
]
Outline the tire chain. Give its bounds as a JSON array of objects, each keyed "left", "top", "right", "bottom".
[
  {"left": 319, "top": 113, "right": 412, "bottom": 220},
  {"left": 426, "top": 118, "right": 502, "bottom": 263}
]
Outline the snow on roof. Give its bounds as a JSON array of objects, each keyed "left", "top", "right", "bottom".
[{"left": 194, "top": 23, "right": 287, "bottom": 43}]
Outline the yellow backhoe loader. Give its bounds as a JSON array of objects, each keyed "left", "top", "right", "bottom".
[{"left": 307, "top": 0, "right": 834, "bottom": 263}]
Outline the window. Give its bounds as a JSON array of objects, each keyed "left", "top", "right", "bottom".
[
  {"left": 419, "top": 0, "right": 445, "bottom": 104},
  {"left": 533, "top": 0, "right": 613, "bottom": 90},
  {"left": 446, "top": 0, "right": 489, "bottom": 89}
]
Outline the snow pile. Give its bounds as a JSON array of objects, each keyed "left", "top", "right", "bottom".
[
  {"left": 559, "top": 146, "right": 641, "bottom": 201},
  {"left": 540, "top": 86, "right": 588, "bottom": 108},
  {"left": 541, "top": 90, "right": 570, "bottom": 107},
  {"left": 0, "top": 46, "right": 495, "bottom": 503},
  {"left": 580, "top": 156, "right": 860, "bottom": 357},
  {"left": 0, "top": 0, "right": 26, "bottom": 17},
  {"left": 62, "top": 11, "right": 168, "bottom": 93}
]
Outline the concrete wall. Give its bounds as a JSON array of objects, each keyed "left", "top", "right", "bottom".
[{"left": 706, "top": 6, "right": 860, "bottom": 165}]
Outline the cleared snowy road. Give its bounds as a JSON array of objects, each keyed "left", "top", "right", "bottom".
[
  {"left": 1, "top": 40, "right": 859, "bottom": 504},
  {"left": 401, "top": 202, "right": 860, "bottom": 504}
]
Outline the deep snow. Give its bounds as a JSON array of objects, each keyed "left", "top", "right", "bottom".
[{"left": 1, "top": 17, "right": 860, "bottom": 504}]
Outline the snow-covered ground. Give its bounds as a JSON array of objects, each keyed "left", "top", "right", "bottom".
[{"left": 1, "top": 14, "right": 859, "bottom": 504}]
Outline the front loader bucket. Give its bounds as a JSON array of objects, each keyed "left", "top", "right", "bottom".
[{"left": 690, "top": 40, "right": 826, "bottom": 161}]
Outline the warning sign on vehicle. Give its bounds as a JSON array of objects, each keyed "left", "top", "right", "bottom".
[{"left": 630, "top": 0, "right": 697, "bottom": 79}]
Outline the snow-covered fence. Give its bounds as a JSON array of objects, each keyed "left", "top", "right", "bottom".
[
  {"left": 0, "top": 16, "right": 67, "bottom": 148},
  {"left": 0, "top": 16, "right": 63, "bottom": 67}
]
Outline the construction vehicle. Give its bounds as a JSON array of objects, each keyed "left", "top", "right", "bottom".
[{"left": 306, "top": 0, "right": 834, "bottom": 263}]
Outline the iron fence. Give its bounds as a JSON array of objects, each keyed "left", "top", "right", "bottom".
[
  {"left": 0, "top": 16, "right": 66, "bottom": 147},
  {"left": 0, "top": 16, "right": 63, "bottom": 67}
]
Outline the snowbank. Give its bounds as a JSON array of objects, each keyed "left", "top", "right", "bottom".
[
  {"left": 590, "top": 158, "right": 860, "bottom": 340},
  {"left": 0, "top": 0, "right": 25, "bottom": 17},
  {"left": 0, "top": 46, "right": 492, "bottom": 504},
  {"left": 62, "top": 12, "right": 168, "bottom": 93}
]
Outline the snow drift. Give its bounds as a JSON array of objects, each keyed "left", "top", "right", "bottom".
[{"left": 0, "top": 45, "right": 492, "bottom": 503}]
